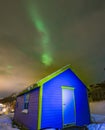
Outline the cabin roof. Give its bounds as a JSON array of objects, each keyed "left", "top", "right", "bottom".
[
  {"left": 18, "top": 65, "right": 71, "bottom": 96},
  {"left": 17, "top": 64, "right": 88, "bottom": 96},
  {"left": 37, "top": 64, "right": 71, "bottom": 86}
]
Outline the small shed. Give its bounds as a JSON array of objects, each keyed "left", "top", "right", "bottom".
[{"left": 14, "top": 65, "right": 90, "bottom": 130}]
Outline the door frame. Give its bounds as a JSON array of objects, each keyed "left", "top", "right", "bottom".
[{"left": 62, "top": 86, "right": 76, "bottom": 128}]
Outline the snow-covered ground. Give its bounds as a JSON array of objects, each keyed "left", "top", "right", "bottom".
[
  {"left": 88, "top": 114, "right": 105, "bottom": 130},
  {"left": 0, "top": 107, "right": 105, "bottom": 130},
  {"left": 0, "top": 114, "right": 19, "bottom": 130},
  {"left": 91, "top": 114, "right": 105, "bottom": 123},
  {"left": 88, "top": 101, "right": 105, "bottom": 130},
  {"left": 88, "top": 123, "right": 105, "bottom": 130}
]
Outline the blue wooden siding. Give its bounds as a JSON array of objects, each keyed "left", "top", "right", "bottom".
[
  {"left": 75, "top": 87, "right": 90, "bottom": 126},
  {"left": 41, "top": 68, "right": 90, "bottom": 129},
  {"left": 14, "top": 88, "right": 39, "bottom": 130}
]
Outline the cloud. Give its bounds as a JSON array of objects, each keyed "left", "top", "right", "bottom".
[{"left": 0, "top": 0, "right": 105, "bottom": 97}]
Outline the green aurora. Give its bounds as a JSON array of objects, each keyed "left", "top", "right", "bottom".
[{"left": 26, "top": 1, "right": 53, "bottom": 66}]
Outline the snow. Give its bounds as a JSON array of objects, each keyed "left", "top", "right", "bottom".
[
  {"left": 91, "top": 114, "right": 105, "bottom": 123},
  {"left": 87, "top": 101, "right": 105, "bottom": 129},
  {"left": 87, "top": 123, "right": 105, "bottom": 130},
  {"left": 0, "top": 114, "right": 19, "bottom": 130},
  {"left": 87, "top": 114, "right": 105, "bottom": 130},
  {"left": 0, "top": 110, "right": 105, "bottom": 130}
]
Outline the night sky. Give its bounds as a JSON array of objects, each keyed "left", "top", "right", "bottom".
[{"left": 0, "top": 0, "right": 105, "bottom": 98}]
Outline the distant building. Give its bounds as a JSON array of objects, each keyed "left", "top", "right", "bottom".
[
  {"left": 0, "top": 93, "right": 16, "bottom": 113},
  {"left": 89, "top": 82, "right": 105, "bottom": 101}
]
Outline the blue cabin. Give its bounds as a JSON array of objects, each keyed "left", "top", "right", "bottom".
[{"left": 14, "top": 65, "right": 90, "bottom": 130}]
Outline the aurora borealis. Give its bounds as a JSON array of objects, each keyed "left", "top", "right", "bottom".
[
  {"left": 0, "top": 0, "right": 105, "bottom": 97},
  {"left": 27, "top": 1, "right": 53, "bottom": 66}
]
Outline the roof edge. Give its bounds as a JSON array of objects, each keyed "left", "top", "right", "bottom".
[
  {"left": 37, "top": 64, "right": 71, "bottom": 86},
  {"left": 17, "top": 64, "right": 71, "bottom": 97},
  {"left": 17, "top": 83, "right": 39, "bottom": 97}
]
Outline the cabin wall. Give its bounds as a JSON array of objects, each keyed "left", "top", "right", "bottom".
[
  {"left": 41, "top": 82, "right": 62, "bottom": 129},
  {"left": 41, "top": 68, "right": 90, "bottom": 129},
  {"left": 14, "top": 88, "right": 39, "bottom": 130},
  {"left": 74, "top": 85, "right": 90, "bottom": 126}
]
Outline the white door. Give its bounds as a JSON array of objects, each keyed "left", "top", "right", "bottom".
[{"left": 62, "top": 87, "right": 76, "bottom": 126}]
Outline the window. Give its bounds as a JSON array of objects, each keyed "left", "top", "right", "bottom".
[
  {"left": 22, "top": 93, "right": 30, "bottom": 113},
  {"left": 24, "top": 93, "right": 30, "bottom": 109}
]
